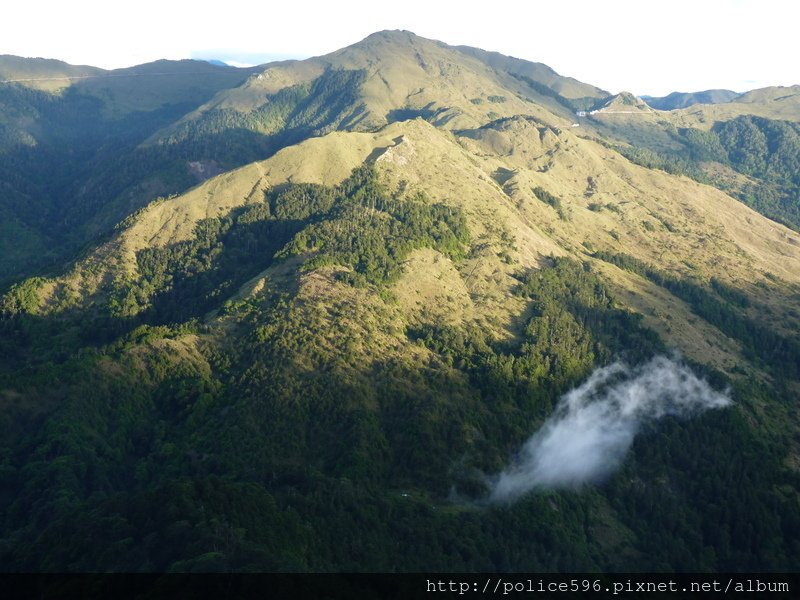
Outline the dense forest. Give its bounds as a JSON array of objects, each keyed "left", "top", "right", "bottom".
[
  {"left": 0, "top": 66, "right": 370, "bottom": 284},
  {"left": 615, "top": 115, "right": 800, "bottom": 230},
  {"left": 0, "top": 82, "right": 215, "bottom": 281},
  {"left": 2, "top": 33, "right": 800, "bottom": 574},
  {"left": 1, "top": 166, "right": 799, "bottom": 571}
]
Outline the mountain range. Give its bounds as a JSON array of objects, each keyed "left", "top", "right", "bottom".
[
  {"left": 1, "top": 30, "right": 799, "bottom": 572},
  {"left": 642, "top": 89, "right": 741, "bottom": 110}
]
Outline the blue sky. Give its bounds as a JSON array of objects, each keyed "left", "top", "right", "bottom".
[{"left": 4, "top": 0, "right": 798, "bottom": 96}]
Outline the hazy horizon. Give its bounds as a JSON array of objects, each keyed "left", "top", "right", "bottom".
[{"left": 3, "top": 0, "right": 799, "bottom": 97}]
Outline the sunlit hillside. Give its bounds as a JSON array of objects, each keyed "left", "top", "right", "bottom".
[{"left": 1, "top": 31, "right": 799, "bottom": 572}]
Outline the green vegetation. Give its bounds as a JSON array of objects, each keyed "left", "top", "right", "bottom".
[
  {"left": 716, "top": 117, "right": 800, "bottom": 185},
  {"left": 0, "top": 83, "right": 212, "bottom": 280},
  {"left": 0, "top": 277, "right": 44, "bottom": 314},
  {"left": 161, "top": 68, "right": 368, "bottom": 161},
  {"left": 280, "top": 167, "right": 469, "bottom": 286},
  {"left": 593, "top": 251, "right": 800, "bottom": 378},
  {"left": 0, "top": 67, "right": 371, "bottom": 283},
  {"left": 110, "top": 165, "right": 468, "bottom": 321},
  {"left": 156, "top": 84, "right": 311, "bottom": 163},
  {"left": 615, "top": 144, "right": 707, "bottom": 180},
  {"left": 2, "top": 35, "right": 800, "bottom": 574},
  {"left": 509, "top": 72, "right": 605, "bottom": 112},
  {"left": 644, "top": 90, "right": 740, "bottom": 111},
  {"left": 616, "top": 116, "right": 800, "bottom": 230},
  {"left": 2, "top": 246, "right": 797, "bottom": 570},
  {"left": 532, "top": 186, "right": 568, "bottom": 220}
]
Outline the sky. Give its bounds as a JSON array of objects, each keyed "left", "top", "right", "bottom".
[{"left": 3, "top": 0, "right": 798, "bottom": 96}]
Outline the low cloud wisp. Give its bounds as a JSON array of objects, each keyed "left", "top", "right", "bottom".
[{"left": 488, "top": 356, "right": 731, "bottom": 503}]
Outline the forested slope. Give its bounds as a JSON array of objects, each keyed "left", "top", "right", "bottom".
[{"left": 1, "top": 32, "right": 799, "bottom": 572}]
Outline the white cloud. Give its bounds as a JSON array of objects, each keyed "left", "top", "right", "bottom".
[{"left": 488, "top": 356, "right": 731, "bottom": 503}]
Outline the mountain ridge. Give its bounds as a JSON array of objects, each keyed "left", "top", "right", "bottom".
[
  {"left": 643, "top": 89, "right": 741, "bottom": 110},
  {"left": 1, "top": 31, "right": 800, "bottom": 572},
  {"left": 147, "top": 29, "right": 612, "bottom": 148}
]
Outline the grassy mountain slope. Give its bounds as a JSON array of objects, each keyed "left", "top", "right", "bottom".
[
  {"left": 2, "top": 33, "right": 800, "bottom": 572},
  {"left": 0, "top": 31, "right": 608, "bottom": 282},
  {"left": 3, "top": 130, "right": 799, "bottom": 569},
  {"left": 0, "top": 56, "right": 254, "bottom": 110},
  {"left": 32, "top": 116, "right": 800, "bottom": 339},
  {"left": 593, "top": 92, "right": 653, "bottom": 113},
  {"left": 454, "top": 45, "right": 608, "bottom": 100},
  {"left": 643, "top": 89, "right": 740, "bottom": 110},
  {"left": 668, "top": 85, "right": 800, "bottom": 127},
  {"left": 453, "top": 44, "right": 609, "bottom": 111},
  {"left": 150, "top": 30, "right": 607, "bottom": 150},
  {"left": 0, "top": 58, "right": 257, "bottom": 281},
  {"left": 0, "top": 55, "right": 102, "bottom": 92},
  {"left": 585, "top": 98, "right": 800, "bottom": 232},
  {"left": 73, "top": 60, "right": 260, "bottom": 117}
]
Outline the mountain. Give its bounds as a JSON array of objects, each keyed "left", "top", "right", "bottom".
[
  {"left": 665, "top": 85, "right": 800, "bottom": 129},
  {"left": 148, "top": 30, "right": 610, "bottom": 148},
  {"left": 0, "top": 30, "right": 611, "bottom": 283},
  {"left": 453, "top": 44, "right": 609, "bottom": 109},
  {"left": 737, "top": 84, "right": 800, "bottom": 104},
  {"left": 0, "top": 55, "right": 103, "bottom": 92},
  {"left": 586, "top": 88, "right": 800, "bottom": 231},
  {"left": 643, "top": 89, "right": 740, "bottom": 110},
  {"left": 1, "top": 31, "right": 800, "bottom": 572},
  {"left": 0, "top": 57, "right": 259, "bottom": 281}
]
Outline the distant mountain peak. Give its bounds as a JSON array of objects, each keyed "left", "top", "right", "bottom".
[
  {"left": 590, "top": 91, "right": 652, "bottom": 114},
  {"left": 2, "top": 29, "right": 800, "bottom": 575},
  {"left": 360, "top": 29, "right": 424, "bottom": 42},
  {"left": 644, "top": 89, "right": 740, "bottom": 110}
]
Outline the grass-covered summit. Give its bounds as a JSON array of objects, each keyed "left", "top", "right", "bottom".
[{"left": 1, "top": 31, "right": 800, "bottom": 572}]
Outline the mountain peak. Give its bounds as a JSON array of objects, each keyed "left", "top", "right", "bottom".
[
  {"left": 344, "top": 29, "right": 426, "bottom": 53},
  {"left": 343, "top": 29, "right": 447, "bottom": 57},
  {"left": 362, "top": 29, "right": 420, "bottom": 41},
  {"left": 0, "top": 54, "right": 104, "bottom": 91},
  {"left": 643, "top": 89, "right": 740, "bottom": 110},
  {"left": 591, "top": 91, "right": 652, "bottom": 114},
  {"left": 2, "top": 27, "right": 800, "bottom": 575}
]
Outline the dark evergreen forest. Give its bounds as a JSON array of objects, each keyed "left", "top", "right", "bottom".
[{"left": 1, "top": 167, "right": 798, "bottom": 571}]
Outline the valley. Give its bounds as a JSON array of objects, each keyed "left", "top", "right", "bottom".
[{"left": 1, "top": 30, "right": 799, "bottom": 572}]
